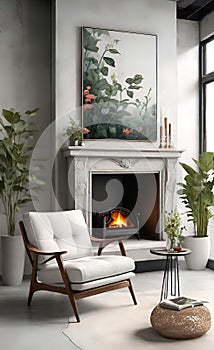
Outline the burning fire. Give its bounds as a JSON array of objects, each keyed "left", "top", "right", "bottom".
[{"left": 107, "top": 210, "right": 134, "bottom": 228}]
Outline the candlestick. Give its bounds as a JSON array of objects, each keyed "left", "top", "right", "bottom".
[
  {"left": 159, "top": 126, "right": 163, "bottom": 148},
  {"left": 164, "top": 117, "right": 168, "bottom": 130},
  {"left": 164, "top": 117, "right": 168, "bottom": 148},
  {"left": 168, "top": 123, "right": 173, "bottom": 148}
]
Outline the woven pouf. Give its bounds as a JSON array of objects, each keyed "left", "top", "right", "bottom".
[{"left": 150, "top": 304, "right": 211, "bottom": 339}]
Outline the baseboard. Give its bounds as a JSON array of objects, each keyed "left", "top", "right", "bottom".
[{"left": 134, "top": 259, "right": 165, "bottom": 273}]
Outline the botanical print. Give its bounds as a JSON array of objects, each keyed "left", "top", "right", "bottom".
[{"left": 82, "top": 27, "right": 157, "bottom": 141}]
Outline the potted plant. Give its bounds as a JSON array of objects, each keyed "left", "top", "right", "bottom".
[
  {"left": 0, "top": 107, "right": 40, "bottom": 285},
  {"left": 164, "top": 209, "right": 185, "bottom": 252},
  {"left": 64, "top": 117, "right": 90, "bottom": 145},
  {"left": 177, "top": 152, "right": 214, "bottom": 270}
]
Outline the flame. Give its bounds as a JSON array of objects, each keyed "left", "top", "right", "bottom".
[{"left": 107, "top": 211, "right": 134, "bottom": 228}]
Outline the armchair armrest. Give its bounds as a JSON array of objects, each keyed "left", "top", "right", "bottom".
[
  {"left": 28, "top": 245, "right": 67, "bottom": 256},
  {"left": 90, "top": 236, "right": 129, "bottom": 256},
  {"left": 27, "top": 244, "right": 67, "bottom": 265}
]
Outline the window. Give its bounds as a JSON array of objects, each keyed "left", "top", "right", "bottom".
[{"left": 200, "top": 35, "right": 214, "bottom": 153}]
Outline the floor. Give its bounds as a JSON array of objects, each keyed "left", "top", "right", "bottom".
[{"left": 0, "top": 263, "right": 214, "bottom": 350}]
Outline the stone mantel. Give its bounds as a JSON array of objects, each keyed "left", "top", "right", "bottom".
[
  {"left": 63, "top": 144, "right": 184, "bottom": 237},
  {"left": 63, "top": 145, "right": 184, "bottom": 159}
]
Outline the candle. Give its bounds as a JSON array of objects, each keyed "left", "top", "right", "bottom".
[
  {"left": 169, "top": 123, "right": 171, "bottom": 137},
  {"left": 164, "top": 117, "right": 168, "bottom": 132},
  {"left": 160, "top": 126, "right": 163, "bottom": 138}
]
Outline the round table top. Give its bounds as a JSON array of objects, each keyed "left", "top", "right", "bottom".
[{"left": 150, "top": 248, "right": 192, "bottom": 257}]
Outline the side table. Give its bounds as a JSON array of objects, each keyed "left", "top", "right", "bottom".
[{"left": 150, "top": 248, "right": 191, "bottom": 301}]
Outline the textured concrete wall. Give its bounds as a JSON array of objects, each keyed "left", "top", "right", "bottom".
[{"left": 0, "top": 0, "right": 52, "bottom": 274}]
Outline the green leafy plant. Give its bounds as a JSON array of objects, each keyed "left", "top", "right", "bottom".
[
  {"left": 0, "top": 107, "right": 41, "bottom": 236},
  {"left": 164, "top": 209, "right": 186, "bottom": 250},
  {"left": 177, "top": 152, "right": 214, "bottom": 237}
]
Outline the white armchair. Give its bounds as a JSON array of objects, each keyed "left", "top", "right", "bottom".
[{"left": 20, "top": 209, "right": 137, "bottom": 322}]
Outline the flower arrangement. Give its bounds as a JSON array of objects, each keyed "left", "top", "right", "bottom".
[
  {"left": 177, "top": 152, "right": 214, "bottom": 237},
  {"left": 64, "top": 117, "right": 90, "bottom": 145},
  {"left": 164, "top": 209, "right": 186, "bottom": 251}
]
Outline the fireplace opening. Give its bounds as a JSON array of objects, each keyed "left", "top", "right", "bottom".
[{"left": 92, "top": 172, "right": 161, "bottom": 240}]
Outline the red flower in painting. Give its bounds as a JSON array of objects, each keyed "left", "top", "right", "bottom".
[
  {"left": 82, "top": 127, "right": 90, "bottom": 134},
  {"left": 83, "top": 104, "right": 93, "bottom": 111},
  {"left": 85, "top": 94, "right": 96, "bottom": 101},
  {"left": 83, "top": 86, "right": 96, "bottom": 111},
  {"left": 123, "top": 128, "right": 133, "bottom": 135}
]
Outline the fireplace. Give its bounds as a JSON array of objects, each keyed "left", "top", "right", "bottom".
[
  {"left": 63, "top": 143, "right": 183, "bottom": 243},
  {"left": 93, "top": 206, "right": 140, "bottom": 239},
  {"left": 92, "top": 172, "right": 160, "bottom": 240}
]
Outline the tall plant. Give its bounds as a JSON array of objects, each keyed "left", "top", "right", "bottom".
[
  {"left": 0, "top": 108, "right": 40, "bottom": 236},
  {"left": 177, "top": 152, "right": 214, "bottom": 237}
]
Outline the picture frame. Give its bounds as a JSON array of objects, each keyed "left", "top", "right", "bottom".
[{"left": 82, "top": 27, "right": 157, "bottom": 141}]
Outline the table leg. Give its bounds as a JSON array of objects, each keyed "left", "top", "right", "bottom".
[
  {"left": 160, "top": 256, "right": 170, "bottom": 301},
  {"left": 176, "top": 256, "right": 180, "bottom": 296},
  {"left": 160, "top": 256, "right": 181, "bottom": 301}
]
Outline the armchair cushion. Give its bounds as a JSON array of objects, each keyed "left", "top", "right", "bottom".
[{"left": 37, "top": 254, "right": 135, "bottom": 290}]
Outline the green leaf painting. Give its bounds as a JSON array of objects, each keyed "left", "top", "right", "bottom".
[{"left": 82, "top": 27, "right": 157, "bottom": 141}]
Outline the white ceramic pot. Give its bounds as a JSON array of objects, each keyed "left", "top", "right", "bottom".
[
  {"left": 1, "top": 235, "right": 25, "bottom": 286},
  {"left": 183, "top": 235, "right": 210, "bottom": 270}
]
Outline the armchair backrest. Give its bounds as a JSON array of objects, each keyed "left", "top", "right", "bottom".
[{"left": 23, "top": 210, "right": 93, "bottom": 261}]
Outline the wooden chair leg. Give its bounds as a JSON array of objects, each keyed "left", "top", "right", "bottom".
[
  {"left": 28, "top": 285, "right": 35, "bottom": 306},
  {"left": 28, "top": 254, "right": 38, "bottom": 306},
  {"left": 56, "top": 256, "right": 80, "bottom": 322},
  {"left": 128, "top": 279, "right": 137, "bottom": 305}
]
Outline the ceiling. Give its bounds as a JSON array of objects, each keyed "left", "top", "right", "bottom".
[{"left": 176, "top": 0, "right": 214, "bottom": 21}]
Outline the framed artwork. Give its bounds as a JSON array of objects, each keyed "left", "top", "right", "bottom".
[{"left": 82, "top": 27, "right": 157, "bottom": 141}]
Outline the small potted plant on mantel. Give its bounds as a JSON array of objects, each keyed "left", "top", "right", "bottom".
[
  {"left": 177, "top": 152, "right": 214, "bottom": 270},
  {"left": 64, "top": 117, "right": 90, "bottom": 146},
  {"left": 0, "top": 107, "right": 41, "bottom": 285},
  {"left": 164, "top": 209, "right": 186, "bottom": 252}
]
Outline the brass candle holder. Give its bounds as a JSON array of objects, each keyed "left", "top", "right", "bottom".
[
  {"left": 164, "top": 117, "right": 168, "bottom": 148},
  {"left": 168, "top": 123, "right": 173, "bottom": 148}
]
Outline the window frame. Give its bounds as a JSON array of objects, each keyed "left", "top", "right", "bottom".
[{"left": 199, "top": 34, "right": 214, "bottom": 153}]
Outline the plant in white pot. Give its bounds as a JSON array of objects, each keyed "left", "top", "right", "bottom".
[
  {"left": 177, "top": 152, "right": 214, "bottom": 270},
  {"left": 0, "top": 107, "right": 40, "bottom": 285}
]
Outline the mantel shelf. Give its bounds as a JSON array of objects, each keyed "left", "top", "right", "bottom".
[{"left": 63, "top": 145, "right": 184, "bottom": 159}]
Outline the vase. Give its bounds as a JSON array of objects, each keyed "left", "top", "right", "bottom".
[
  {"left": 166, "top": 236, "right": 181, "bottom": 252},
  {"left": 1, "top": 235, "right": 25, "bottom": 285},
  {"left": 182, "top": 235, "right": 210, "bottom": 270}
]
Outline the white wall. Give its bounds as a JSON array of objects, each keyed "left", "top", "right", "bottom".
[
  {"left": 177, "top": 19, "right": 199, "bottom": 180},
  {"left": 55, "top": 0, "right": 178, "bottom": 208},
  {"left": 176, "top": 18, "right": 200, "bottom": 239}
]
